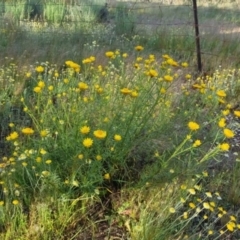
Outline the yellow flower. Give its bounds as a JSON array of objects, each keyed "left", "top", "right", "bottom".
[
  {"left": 135, "top": 45, "right": 144, "bottom": 51},
  {"left": 41, "top": 171, "right": 50, "bottom": 177},
  {"left": 219, "top": 143, "right": 230, "bottom": 151},
  {"left": 218, "top": 118, "right": 226, "bottom": 128},
  {"left": 78, "top": 82, "right": 89, "bottom": 90},
  {"left": 234, "top": 110, "right": 240, "bottom": 117},
  {"left": 83, "top": 138, "right": 93, "bottom": 148},
  {"left": 147, "top": 69, "right": 158, "bottom": 77},
  {"left": 227, "top": 222, "right": 235, "bottom": 232},
  {"left": 105, "top": 51, "right": 115, "bottom": 58},
  {"left": 189, "top": 202, "right": 196, "bottom": 209},
  {"left": 169, "top": 207, "right": 176, "bottom": 213},
  {"left": 38, "top": 81, "right": 45, "bottom": 88},
  {"left": 6, "top": 131, "right": 19, "bottom": 141},
  {"left": 203, "top": 202, "right": 210, "bottom": 209},
  {"left": 160, "top": 87, "right": 166, "bottom": 94},
  {"left": 40, "top": 130, "right": 49, "bottom": 137},
  {"left": 96, "top": 155, "right": 102, "bottom": 161},
  {"left": 35, "top": 66, "right": 44, "bottom": 73},
  {"left": 26, "top": 72, "right": 31, "bottom": 78},
  {"left": 103, "top": 173, "right": 110, "bottom": 180},
  {"left": 223, "top": 128, "right": 235, "bottom": 138},
  {"left": 166, "top": 58, "right": 178, "bottom": 66},
  {"left": 80, "top": 126, "right": 90, "bottom": 134},
  {"left": 185, "top": 74, "right": 191, "bottom": 79},
  {"left": 131, "top": 91, "right": 138, "bottom": 97},
  {"left": 222, "top": 109, "right": 230, "bottom": 116},
  {"left": 12, "top": 200, "right": 19, "bottom": 205},
  {"left": 193, "top": 139, "right": 201, "bottom": 147},
  {"left": 164, "top": 75, "right": 173, "bottom": 82},
  {"left": 188, "top": 188, "right": 196, "bottom": 195},
  {"left": 114, "top": 134, "right": 122, "bottom": 141},
  {"left": 78, "top": 154, "right": 84, "bottom": 159},
  {"left": 94, "top": 130, "right": 107, "bottom": 139},
  {"left": 40, "top": 148, "right": 47, "bottom": 155},
  {"left": 48, "top": 85, "right": 53, "bottom": 91},
  {"left": 122, "top": 53, "right": 128, "bottom": 58},
  {"left": 216, "top": 90, "right": 226, "bottom": 97},
  {"left": 205, "top": 192, "right": 212, "bottom": 198},
  {"left": 120, "top": 88, "right": 132, "bottom": 95},
  {"left": 45, "top": 160, "right": 52, "bottom": 164},
  {"left": 0, "top": 201, "right": 4, "bottom": 206},
  {"left": 181, "top": 62, "right": 188, "bottom": 67},
  {"left": 33, "top": 86, "right": 42, "bottom": 93},
  {"left": 188, "top": 121, "right": 200, "bottom": 131},
  {"left": 22, "top": 127, "right": 34, "bottom": 135}
]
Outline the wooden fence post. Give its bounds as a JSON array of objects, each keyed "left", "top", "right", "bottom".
[{"left": 192, "top": 0, "right": 202, "bottom": 72}]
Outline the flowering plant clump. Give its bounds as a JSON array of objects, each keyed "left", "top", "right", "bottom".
[{"left": 0, "top": 46, "right": 240, "bottom": 239}]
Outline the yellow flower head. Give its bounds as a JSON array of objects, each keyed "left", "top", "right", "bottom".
[
  {"left": 193, "top": 139, "right": 201, "bottom": 147},
  {"left": 219, "top": 143, "right": 230, "bottom": 151},
  {"left": 135, "top": 45, "right": 144, "bottom": 51},
  {"left": 6, "top": 131, "right": 19, "bottom": 141},
  {"left": 103, "top": 173, "right": 110, "bottom": 180},
  {"left": 22, "top": 127, "right": 34, "bottom": 135},
  {"left": 223, "top": 128, "right": 235, "bottom": 138},
  {"left": 234, "top": 110, "right": 240, "bottom": 118},
  {"left": 147, "top": 69, "right": 158, "bottom": 77},
  {"left": 164, "top": 75, "right": 173, "bottom": 82},
  {"left": 105, "top": 51, "right": 115, "bottom": 58},
  {"left": 216, "top": 90, "right": 227, "bottom": 97},
  {"left": 188, "top": 121, "right": 200, "bottom": 131},
  {"left": 33, "top": 86, "right": 42, "bottom": 93},
  {"left": 12, "top": 200, "right": 19, "bottom": 205},
  {"left": 80, "top": 126, "right": 90, "bottom": 134},
  {"left": 181, "top": 62, "right": 188, "bottom": 67},
  {"left": 78, "top": 82, "right": 89, "bottom": 90},
  {"left": 120, "top": 88, "right": 132, "bottom": 95},
  {"left": 114, "top": 134, "right": 122, "bottom": 141},
  {"left": 218, "top": 118, "right": 226, "bottom": 128},
  {"left": 94, "top": 130, "right": 107, "bottom": 139},
  {"left": 40, "top": 130, "right": 49, "bottom": 138},
  {"left": 35, "top": 66, "right": 44, "bottom": 73},
  {"left": 83, "top": 138, "right": 93, "bottom": 148},
  {"left": 38, "top": 81, "right": 45, "bottom": 88}
]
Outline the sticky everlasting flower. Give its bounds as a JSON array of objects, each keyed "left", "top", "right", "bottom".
[
  {"left": 94, "top": 130, "right": 107, "bottom": 139},
  {"left": 6, "top": 131, "right": 19, "bottom": 141},
  {"left": 22, "top": 127, "right": 34, "bottom": 135},
  {"left": 83, "top": 138, "right": 93, "bottom": 148},
  {"left": 223, "top": 128, "right": 235, "bottom": 138},
  {"left": 35, "top": 66, "right": 44, "bottom": 73},
  {"left": 219, "top": 143, "right": 230, "bottom": 151},
  {"left": 78, "top": 82, "right": 88, "bottom": 90},
  {"left": 193, "top": 140, "right": 201, "bottom": 147},
  {"left": 234, "top": 110, "right": 240, "bottom": 117},
  {"left": 135, "top": 45, "right": 144, "bottom": 51},
  {"left": 114, "top": 134, "right": 122, "bottom": 141},
  {"left": 103, "top": 173, "right": 110, "bottom": 180},
  {"left": 105, "top": 51, "right": 115, "bottom": 58},
  {"left": 218, "top": 118, "right": 226, "bottom": 128},
  {"left": 216, "top": 90, "right": 227, "bottom": 97},
  {"left": 164, "top": 75, "right": 173, "bottom": 82},
  {"left": 188, "top": 121, "right": 200, "bottom": 131},
  {"left": 120, "top": 88, "right": 132, "bottom": 95},
  {"left": 80, "top": 126, "right": 90, "bottom": 134}
]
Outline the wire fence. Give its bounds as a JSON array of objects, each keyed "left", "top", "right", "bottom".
[{"left": 0, "top": 1, "right": 240, "bottom": 69}]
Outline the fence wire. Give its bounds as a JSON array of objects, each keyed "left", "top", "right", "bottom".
[{"left": 0, "top": 1, "right": 240, "bottom": 67}]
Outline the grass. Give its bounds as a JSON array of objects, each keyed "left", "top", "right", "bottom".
[{"left": 0, "top": 0, "right": 240, "bottom": 239}]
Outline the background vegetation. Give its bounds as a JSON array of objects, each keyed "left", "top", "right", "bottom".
[{"left": 0, "top": 0, "right": 240, "bottom": 239}]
